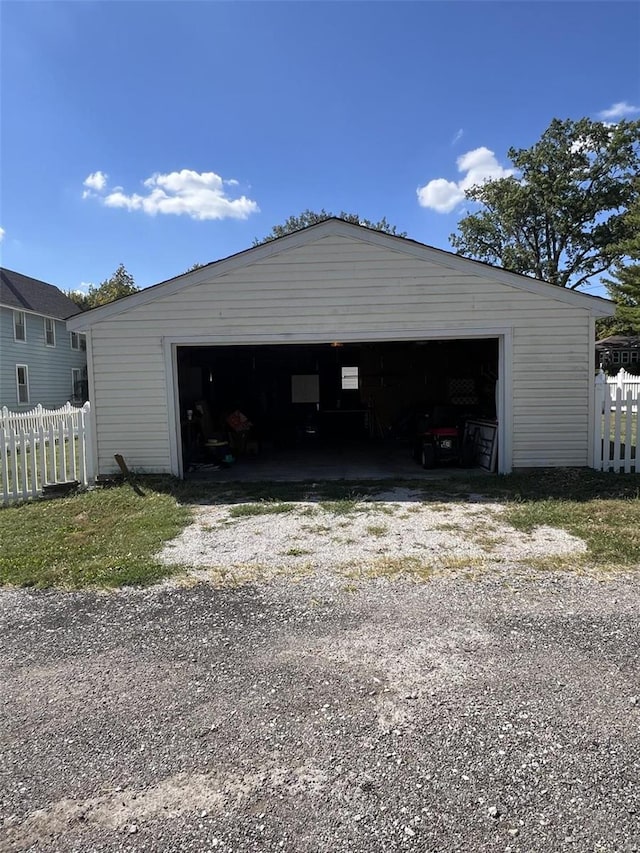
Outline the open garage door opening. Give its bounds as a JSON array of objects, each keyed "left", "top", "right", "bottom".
[{"left": 175, "top": 338, "right": 500, "bottom": 479}]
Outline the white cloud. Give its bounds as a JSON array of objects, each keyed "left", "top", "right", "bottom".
[
  {"left": 417, "top": 146, "right": 514, "bottom": 214},
  {"left": 82, "top": 169, "right": 259, "bottom": 221},
  {"left": 83, "top": 171, "right": 108, "bottom": 195},
  {"left": 417, "top": 178, "right": 465, "bottom": 214},
  {"left": 0, "top": 227, "right": 4, "bottom": 243},
  {"left": 456, "top": 147, "right": 514, "bottom": 189},
  {"left": 451, "top": 128, "right": 464, "bottom": 146},
  {"left": 598, "top": 101, "right": 640, "bottom": 120}
]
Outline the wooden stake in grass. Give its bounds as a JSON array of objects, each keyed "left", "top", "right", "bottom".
[{"left": 114, "top": 454, "right": 145, "bottom": 497}]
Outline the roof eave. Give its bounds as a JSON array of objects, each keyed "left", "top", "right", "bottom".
[{"left": 0, "top": 301, "right": 78, "bottom": 321}]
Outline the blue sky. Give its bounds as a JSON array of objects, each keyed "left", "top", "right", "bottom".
[{"left": 1, "top": 1, "right": 639, "bottom": 297}]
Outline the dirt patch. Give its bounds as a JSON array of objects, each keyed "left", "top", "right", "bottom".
[{"left": 3, "top": 762, "right": 329, "bottom": 849}]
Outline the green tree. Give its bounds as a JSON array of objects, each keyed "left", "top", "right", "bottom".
[
  {"left": 450, "top": 117, "right": 640, "bottom": 289},
  {"left": 67, "top": 263, "right": 139, "bottom": 309},
  {"left": 254, "top": 209, "right": 406, "bottom": 245},
  {"left": 600, "top": 196, "right": 640, "bottom": 334}
]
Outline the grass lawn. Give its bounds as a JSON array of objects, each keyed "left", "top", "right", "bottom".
[
  {"left": 1, "top": 469, "right": 639, "bottom": 590},
  {"left": 505, "top": 498, "right": 640, "bottom": 568},
  {"left": 0, "top": 484, "right": 191, "bottom": 589},
  {"left": 446, "top": 469, "right": 640, "bottom": 570}
]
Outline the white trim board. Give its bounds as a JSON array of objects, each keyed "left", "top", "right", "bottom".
[
  {"left": 163, "top": 328, "right": 512, "bottom": 478},
  {"left": 160, "top": 327, "right": 515, "bottom": 347},
  {"left": 85, "top": 331, "right": 99, "bottom": 479},
  {"left": 587, "top": 315, "right": 596, "bottom": 468},
  {"left": 164, "top": 339, "right": 182, "bottom": 481}
]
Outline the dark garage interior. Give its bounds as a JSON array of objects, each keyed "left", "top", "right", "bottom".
[{"left": 176, "top": 338, "right": 499, "bottom": 478}]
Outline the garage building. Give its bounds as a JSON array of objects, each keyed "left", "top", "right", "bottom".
[{"left": 67, "top": 220, "right": 614, "bottom": 478}]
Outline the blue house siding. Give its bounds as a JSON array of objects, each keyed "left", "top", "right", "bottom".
[{"left": 0, "top": 307, "right": 87, "bottom": 409}]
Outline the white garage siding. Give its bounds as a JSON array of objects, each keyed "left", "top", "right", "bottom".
[{"left": 75, "top": 228, "right": 607, "bottom": 475}]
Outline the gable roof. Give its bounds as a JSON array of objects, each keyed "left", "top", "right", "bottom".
[
  {"left": 0, "top": 268, "right": 82, "bottom": 320},
  {"left": 67, "top": 219, "right": 615, "bottom": 330}
]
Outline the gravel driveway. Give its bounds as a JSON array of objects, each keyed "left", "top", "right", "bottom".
[
  {"left": 158, "top": 489, "right": 586, "bottom": 580},
  {"left": 2, "top": 571, "right": 639, "bottom": 852}
]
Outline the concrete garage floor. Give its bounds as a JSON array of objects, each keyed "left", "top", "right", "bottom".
[
  {"left": 2, "top": 574, "right": 639, "bottom": 852},
  {"left": 188, "top": 443, "right": 492, "bottom": 482}
]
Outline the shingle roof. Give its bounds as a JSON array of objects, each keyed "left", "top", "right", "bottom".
[
  {"left": 596, "top": 335, "right": 640, "bottom": 347},
  {"left": 0, "top": 268, "right": 82, "bottom": 320}
]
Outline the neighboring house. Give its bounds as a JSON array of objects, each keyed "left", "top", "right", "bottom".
[
  {"left": 0, "top": 268, "right": 88, "bottom": 409},
  {"left": 67, "top": 219, "right": 614, "bottom": 476},
  {"left": 595, "top": 335, "right": 640, "bottom": 372}
]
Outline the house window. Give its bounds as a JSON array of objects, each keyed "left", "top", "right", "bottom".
[
  {"left": 16, "top": 365, "right": 29, "bottom": 404},
  {"left": 341, "top": 366, "right": 359, "bottom": 390},
  {"left": 71, "top": 367, "right": 88, "bottom": 402},
  {"left": 621, "top": 351, "right": 630, "bottom": 364},
  {"left": 70, "top": 331, "right": 86, "bottom": 351},
  {"left": 14, "top": 310, "right": 26, "bottom": 342},
  {"left": 631, "top": 351, "right": 639, "bottom": 363},
  {"left": 44, "top": 317, "right": 56, "bottom": 347},
  {"left": 611, "top": 351, "right": 621, "bottom": 364}
]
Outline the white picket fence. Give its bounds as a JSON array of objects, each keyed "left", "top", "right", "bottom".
[
  {"left": 594, "top": 371, "right": 639, "bottom": 473},
  {"left": 1, "top": 402, "right": 95, "bottom": 504},
  {"left": 606, "top": 367, "right": 640, "bottom": 401}
]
